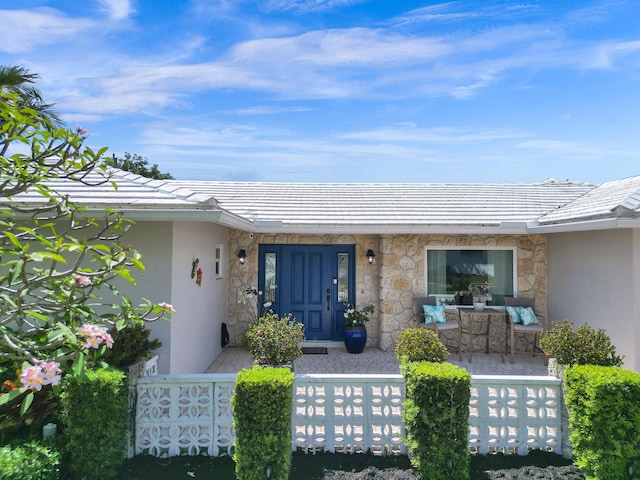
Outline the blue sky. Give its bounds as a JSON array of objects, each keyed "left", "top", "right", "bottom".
[{"left": 2, "top": 1, "right": 640, "bottom": 183}]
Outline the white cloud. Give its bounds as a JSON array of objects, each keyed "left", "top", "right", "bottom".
[
  {"left": 98, "top": 0, "right": 135, "bottom": 20},
  {"left": 264, "top": 0, "right": 364, "bottom": 14},
  {"left": 0, "top": 8, "right": 95, "bottom": 53}
]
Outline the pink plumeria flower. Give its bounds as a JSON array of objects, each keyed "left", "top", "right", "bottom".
[
  {"left": 19, "top": 361, "right": 62, "bottom": 391},
  {"left": 77, "top": 323, "right": 113, "bottom": 349},
  {"left": 76, "top": 125, "right": 89, "bottom": 138},
  {"left": 157, "top": 302, "right": 176, "bottom": 313},
  {"left": 40, "top": 361, "right": 61, "bottom": 386},
  {"left": 20, "top": 366, "right": 44, "bottom": 391},
  {"left": 74, "top": 275, "right": 92, "bottom": 287}
]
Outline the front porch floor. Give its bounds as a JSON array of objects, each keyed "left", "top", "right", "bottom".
[{"left": 205, "top": 343, "right": 548, "bottom": 376}]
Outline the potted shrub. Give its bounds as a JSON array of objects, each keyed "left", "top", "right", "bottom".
[
  {"left": 245, "top": 311, "right": 305, "bottom": 368},
  {"left": 342, "top": 303, "right": 375, "bottom": 354}
]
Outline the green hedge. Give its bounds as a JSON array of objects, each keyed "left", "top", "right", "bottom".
[
  {"left": 58, "top": 368, "right": 128, "bottom": 480},
  {"left": 232, "top": 365, "right": 295, "bottom": 480},
  {"left": 564, "top": 365, "right": 640, "bottom": 479},
  {"left": 0, "top": 440, "right": 60, "bottom": 480},
  {"left": 401, "top": 361, "right": 471, "bottom": 480}
]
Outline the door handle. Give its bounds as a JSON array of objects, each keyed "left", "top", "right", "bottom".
[{"left": 326, "top": 288, "right": 331, "bottom": 311}]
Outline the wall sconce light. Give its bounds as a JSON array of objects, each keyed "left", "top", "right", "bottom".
[
  {"left": 237, "top": 249, "right": 247, "bottom": 265},
  {"left": 366, "top": 249, "right": 375, "bottom": 265}
]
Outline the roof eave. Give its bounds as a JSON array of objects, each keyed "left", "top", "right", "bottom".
[
  {"left": 528, "top": 217, "right": 640, "bottom": 233},
  {"left": 248, "top": 221, "right": 530, "bottom": 235}
]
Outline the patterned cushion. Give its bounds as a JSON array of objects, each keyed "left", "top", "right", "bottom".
[
  {"left": 516, "top": 306, "right": 538, "bottom": 326},
  {"left": 506, "top": 306, "right": 521, "bottom": 324},
  {"left": 423, "top": 305, "right": 447, "bottom": 324}
]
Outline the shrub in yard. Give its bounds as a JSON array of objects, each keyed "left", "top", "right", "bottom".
[
  {"left": 0, "top": 440, "right": 60, "bottom": 480},
  {"left": 394, "top": 327, "right": 449, "bottom": 364},
  {"left": 245, "top": 311, "right": 305, "bottom": 366},
  {"left": 232, "top": 365, "right": 295, "bottom": 480},
  {"left": 401, "top": 361, "right": 471, "bottom": 480},
  {"left": 540, "top": 319, "right": 623, "bottom": 366},
  {"left": 58, "top": 368, "right": 127, "bottom": 480},
  {"left": 564, "top": 365, "right": 640, "bottom": 480},
  {"left": 103, "top": 322, "right": 162, "bottom": 368}
]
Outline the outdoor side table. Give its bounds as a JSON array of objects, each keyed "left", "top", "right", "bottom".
[{"left": 457, "top": 307, "right": 507, "bottom": 363}]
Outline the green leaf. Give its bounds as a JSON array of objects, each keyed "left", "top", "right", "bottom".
[
  {"left": 115, "top": 269, "right": 136, "bottom": 284},
  {"left": 73, "top": 354, "right": 86, "bottom": 378},
  {"left": 3, "top": 231, "right": 22, "bottom": 248},
  {"left": 0, "top": 387, "right": 28, "bottom": 407},
  {"left": 20, "top": 391, "right": 35, "bottom": 416},
  {"left": 37, "top": 251, "right": 67, "bottom": 263},
  {"left": 25, "top": 310, "right": 49, "bottom": 322},
  {"left": 6, "top": 259, "right": 24, "bottom": 284}
]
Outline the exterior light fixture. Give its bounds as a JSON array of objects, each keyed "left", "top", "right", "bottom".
[
  {"left": 237, "top": 249, "right": 247, "bottom": 265},
  {"left": 366, "top": 249, "right": 375, "bottom": 264}
]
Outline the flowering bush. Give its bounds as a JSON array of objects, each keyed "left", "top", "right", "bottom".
[{"left": 343, "top": 303, "right": 375, "bottom": 327}]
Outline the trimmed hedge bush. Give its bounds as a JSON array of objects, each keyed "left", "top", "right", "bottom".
[
  {"left": 58, "top": 368, "right": 128, "bottom": 480},
  {"left": 232, "top": 365, "right": 295, "bottom": 480},
  {"left": 394, "top": 327, "right": 449, "bottom": 364},
  {"left": 401, "top": 361, "right": 471, "bottom": 480},
  {"left": 0, "top": 440, "right": 60, "bottom": 480},
  {"left": 564, "top": 365, "right": 640, "bottom": 479}
]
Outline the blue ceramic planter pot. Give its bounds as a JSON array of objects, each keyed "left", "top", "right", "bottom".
[{"left": 344, "top": 326, "right": 367, "bottom": 354}]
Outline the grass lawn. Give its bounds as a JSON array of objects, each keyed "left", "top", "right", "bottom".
[{"left": 117, "top": 450, "right": 584, "bottom": 479}]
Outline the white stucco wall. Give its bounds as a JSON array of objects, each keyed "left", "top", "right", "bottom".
[
  {"left": 170, "top": 222, "right": 229, "bottom": 374},
  {"left": 547, "top": 228, "right": 638, "bottom": 371},
  {"left": 118, "top": 221, "right": 173, "bottom": 374}
]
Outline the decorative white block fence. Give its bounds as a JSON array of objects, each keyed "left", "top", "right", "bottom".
[{"left": 134, "top": 373, "right": 562, "bottom": 458}]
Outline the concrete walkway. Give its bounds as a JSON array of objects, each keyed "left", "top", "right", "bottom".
[{"left": 206, "top": 343, "right": 549, "bottom": 376}]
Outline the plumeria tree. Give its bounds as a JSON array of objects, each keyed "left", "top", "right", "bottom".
[{"left": 0, "top": 82, "right": 172, "bottom": 414}]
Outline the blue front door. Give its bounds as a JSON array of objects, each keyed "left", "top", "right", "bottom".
[{"left": 259, "top": 244, "right": 355, "bottom": 341}]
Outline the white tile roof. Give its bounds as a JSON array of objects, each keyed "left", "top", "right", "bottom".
[
  {"left": 6, "top": 168, "right": 640, "bottom": 232},
  {"left": 538, "top": 175, "right": 640, "bottom": 225},
  {"left": 8, "top": 169, "right": 218, "bottom": 210},
  {"left": 171, "top": 179, "right": 594, "bottom": 228}
]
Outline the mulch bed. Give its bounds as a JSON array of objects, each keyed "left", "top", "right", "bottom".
[{"left": 119, "top": 450, "right": 584, "bottom": 479}]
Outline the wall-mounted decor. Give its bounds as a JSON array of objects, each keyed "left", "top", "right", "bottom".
[
  {"left": 191, "top": 258, "right": 199, "bottom": 279},
  {"left": 196, "top": 268, "right": 202, "bottom": 286}
]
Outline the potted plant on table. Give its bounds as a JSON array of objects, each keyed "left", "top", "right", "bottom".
[
  {"left": 342, "top": 303, "right": 375, "bottom": 354},
  {"left": 468, "top": 282, "right": 492, "bottom": 311}
]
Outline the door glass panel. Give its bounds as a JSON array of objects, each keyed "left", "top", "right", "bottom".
[
  {"left": 337, "top": 253, "right": 349, "bottom": 303},
  {"left": 264, "top": 252, "right": 277, "bottom": 303}
]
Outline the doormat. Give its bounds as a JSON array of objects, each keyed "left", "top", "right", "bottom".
[{"left": 302, "top": 347, "right": 328, "bottom": 355}]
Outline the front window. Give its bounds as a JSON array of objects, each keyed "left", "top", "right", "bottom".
[{"left": 425, "top": 248, "right": 515, "bottom": 306}]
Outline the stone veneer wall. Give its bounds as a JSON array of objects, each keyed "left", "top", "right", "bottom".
[
  {"left": 227, "top": 229, "right": 380, "bottom": 347},
  {"left": 377, "top": 234, "right": 547, "bottom": 351},
  {"left": 228, "top": 229, "right": 546, "bottom": 353}
]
